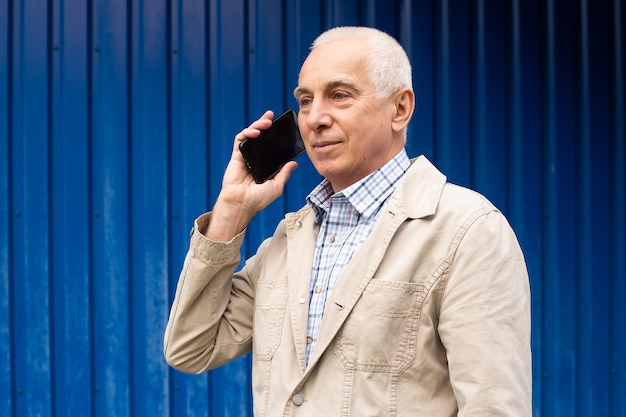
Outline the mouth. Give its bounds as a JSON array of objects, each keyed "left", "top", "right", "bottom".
[{"left": 312, "top": 140, "right": 341, "bottom": 151}]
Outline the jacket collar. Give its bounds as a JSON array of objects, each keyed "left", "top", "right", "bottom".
[{"left": 391, "top": 155, "right": 447, "bottom": 219}]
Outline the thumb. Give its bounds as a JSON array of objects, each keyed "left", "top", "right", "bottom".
[{"left": 272, "top": 161, "right": 298, "bottom": 185}]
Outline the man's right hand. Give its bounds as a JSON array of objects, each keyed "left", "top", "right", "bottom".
[{"left": 204, "top": 110, "right": 299, "bottom": 242}]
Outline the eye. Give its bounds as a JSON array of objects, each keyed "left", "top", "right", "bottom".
[
  {"left": 299, "top": 97, "right": 313, "bottom": 108},
  {"left": 332, "top": 91, "right": 348, "bottom": 100}
]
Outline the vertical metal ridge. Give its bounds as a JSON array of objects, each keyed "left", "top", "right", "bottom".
[
  {"left": 573, "top": 0, "right": 588, "bottom": 413},
  {"left": 50, "top": 0, "right": 93, "bottom": 415},
  {"left": 577, "top": 0, "right": 613, "bottom": 414},
  {"left": 0, "top": 0, "right": 14, "bottom": 413},
  {"left": 610, "top": 0, "right": 626, "bottom": 414},
  {"left": 541, "top": 0, "right": 580, "bottom": 415}
]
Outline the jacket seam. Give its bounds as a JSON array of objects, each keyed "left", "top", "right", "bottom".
[{"left": 434, "top": 206, "right": 497, "bottom": 317}]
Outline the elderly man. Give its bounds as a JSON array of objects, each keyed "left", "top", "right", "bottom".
[{"left": 164, "top": 26, "right": 532, "bottom": 416}]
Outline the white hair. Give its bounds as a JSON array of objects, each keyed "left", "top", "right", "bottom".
[{"left": 311, "top": 26, "right": 413, "bottom": 99}]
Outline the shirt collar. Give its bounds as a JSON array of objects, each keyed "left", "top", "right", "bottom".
[{"left": 306, "top": 149, "right": 410, "bottom": 223}]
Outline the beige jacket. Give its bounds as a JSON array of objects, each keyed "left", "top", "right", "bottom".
[{"left": 164, "top": 155, "right": 532, "bottom": 416}]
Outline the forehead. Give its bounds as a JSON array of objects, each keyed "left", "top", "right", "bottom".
[{"left": 296, "top": 38, "right": 370, "bottom": 92}]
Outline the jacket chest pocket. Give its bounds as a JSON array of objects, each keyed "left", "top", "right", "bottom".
[
  {"left": 253, "top": 280, "right": 287, "bottom": 361},
  {"left": 334, "top": 279, "right": 426, "bottom": 372}
]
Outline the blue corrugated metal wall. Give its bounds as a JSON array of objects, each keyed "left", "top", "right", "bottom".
[{"left": 0, "top": 0, "right": 624, "bottom": 416}]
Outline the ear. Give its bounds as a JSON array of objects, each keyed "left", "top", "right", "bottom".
[{"left": 391, "top": 88, "right": 415, "bottom": 134}]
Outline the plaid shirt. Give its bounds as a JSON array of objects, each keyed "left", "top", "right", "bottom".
[{"left": 304, "top": 149, "right": 410, "bottom": 364}]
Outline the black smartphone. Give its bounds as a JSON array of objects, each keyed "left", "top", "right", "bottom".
[{"left": 239, "top": 109, "right": 305, "bottom": 184}]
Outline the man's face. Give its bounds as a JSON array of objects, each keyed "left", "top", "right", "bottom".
[{"left": 294, "top": 38, "right": 405, "bottom": 191}]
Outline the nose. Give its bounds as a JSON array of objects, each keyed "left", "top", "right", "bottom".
[{"left": 304, "top": 99, "right": 332, "bottom": 132}]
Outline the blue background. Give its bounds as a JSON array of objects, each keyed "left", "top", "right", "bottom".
[{"left": 1, "top": 0, "right": 624, "bottom": 416}]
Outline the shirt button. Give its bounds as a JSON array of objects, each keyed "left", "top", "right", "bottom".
[
  {"left": 295, "top": 220, "right": 302, "bottom": 227},
  {"left": 314, "top": 285, "right": 322, "bottom": 293},
  {"left": 306, "top": 336, "right": 313, "bottom": 344},
  {"left": 292, "top": 393, "right": 305, "bottom": 406},
  {"left": 327, "top": 235, "right": 335, "bottom": 243}
]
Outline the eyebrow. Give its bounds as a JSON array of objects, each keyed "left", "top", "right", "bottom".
[{"left": 293, "top": 77, "right": 361, "bottom": 99}]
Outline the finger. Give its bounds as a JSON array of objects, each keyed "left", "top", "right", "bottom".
[
  {"left": 256, "top": 110, "right": 274, "bottom": 124},
  {"left": 248, "top": 110, "right": 274, "bottom": 132},
  {"left": 272, "top": 161, "right": 298, "bottom": 185},
  {"left": 234, "top": 110, "right": 275, "bottom": 144}
]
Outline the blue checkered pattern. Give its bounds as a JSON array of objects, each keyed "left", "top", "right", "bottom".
[{"left": 304, "top": 149, "right": 410, "bottom": 364}]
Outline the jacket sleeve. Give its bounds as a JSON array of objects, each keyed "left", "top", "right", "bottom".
[
  {"left": 163, "top": 212, "right": 260, "bottom": 374},
  {"left": 437, "top": 209, "right": 532, "bottom": 416}
]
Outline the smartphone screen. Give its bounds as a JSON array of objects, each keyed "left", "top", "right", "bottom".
[{"left": 239, "top": 109, "right": 305, "bottom": 184}]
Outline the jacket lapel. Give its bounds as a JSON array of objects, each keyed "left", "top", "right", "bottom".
[
  {"left": 285, "top": 208, "right": 318, "bottom": 372},
  {"left": 306, "top": 199, "right": 407, "bottom": 369},
  {"left": 305, "top": 155, "right": 447, "bottom": 370},
  {"left": 286, "top": 156, "right": 447, "bottom": 374}
]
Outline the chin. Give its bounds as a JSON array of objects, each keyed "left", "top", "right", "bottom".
[{"left": 315, "top": 164, "right": 340, "bottom": 180}]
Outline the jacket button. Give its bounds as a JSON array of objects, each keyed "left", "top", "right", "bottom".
[
  {"left": 295, "top": 220, "right": 302, "bottom": 227},
  {"left": 292, "top": 393, "right": 304, "bottom": 406}
]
